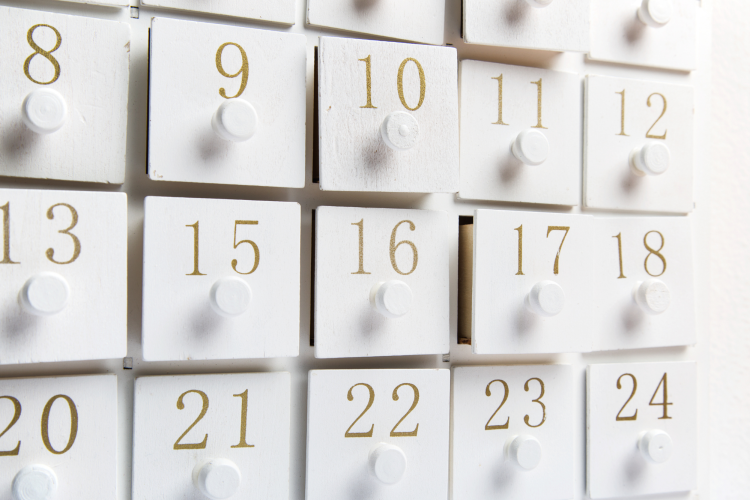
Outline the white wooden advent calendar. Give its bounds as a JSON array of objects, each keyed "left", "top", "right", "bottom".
[{"left": 0, "top": 1, "right": 711, "bottom": 500}]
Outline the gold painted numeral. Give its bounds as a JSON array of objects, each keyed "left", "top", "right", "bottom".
[
  {"left": 232, "top": 221, "right": 260, "bottom": 275},
  {"left": 646, "top": 93, "right": 668, "bottom": 140},
  {"left": 523, "top": 378, "right": 546, "bottom": 428},
  {"left": 0, "top": 396, "right": 21, "bottom": 457},
  {"left": 531, "top": 79, "right": 547, "bottom": 129},
  {"left": 351, "top": 219, "right": 371, "bottom": 275},
  {"left": 616, "top": 373, "right": 638, "bottom": 421},
  {"left": 615, "top": 90, "right": 629, "bottom": 136},
  {"left": 358, "top": 55, "right": 377, "bottom": 109},
  {"left": 345, "top": 383, "right": 375, "bottom": 438},
  {"left": 24, "top": 24, "right": 62, "bottom": 85},
  {"left": 649, "top": 373, "right": 673, "bottom": 420},
  {"left": 491, "top": 75, "right": 509, "bottom": 125},
  {"left": 514, "top": 225, "right": 524, "bottom": 276},
  {"left": 174, "top": 390, "right": 209, "bottom": 450},
  {"left": 613, "top": 233, "right": 627, "bottom": 279},
  {"left": 547, "top": 226, "right": 570, "bottom": 275},
  {"left": 41, "top": 395, "right": 78, "bottom": 455},
  {"left": 46, "top": 203, "right": 81, "bottom": 265},
  {"left": 231, "top": 390, "right": 255, "bottom": 449},
  {"left": 644, "top": 230, "right": 667, "bottom": 277},
  {"left": 390, "top": 383, "right": 419, "bottom": 437},
  {"left": 484, "top": 379, "right": 510, "bottom": 430},
  {"left": 351, "top": 219, "right": 418, "bottom": 276},
  {"left": 186, "top": 221, "right": 206, "bottom": 276},
  {"left": 0, "top": 203, "right": 19, "bottom": 265},
  {"left": 216, "top": 43, "right": 249, "bottom": 99}
]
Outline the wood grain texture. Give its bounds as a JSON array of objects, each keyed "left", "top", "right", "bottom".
[
  {"left": 584, "top": 75, "right": 694, "bottom": 213},
  {"left": 314, "top": 206, "right": 452, "bottom": 358},
  {"left": 589, "top": 0, "right": 697, "bottom": 71},
  {"left": 0, "top": 374, "right": 117, "bottom": 500},
  {"left": 140, "top": 0, "right": 296, "bottom": 25},
  {"left": 463, "top": 0, "right": 590, "bottom": 52},
  {"left": 147, "top": 18, "right": 306, "bottom": 188},
  {"left": 307, "top": 0, "right": 445, "bottom": 45},
  {"left": 142, "top": 196, "right": 301, "bottom": 361},
  {"left": 0, "top": 188, "right": 127, "bottom": 365},
  {"left": 318, "top": 37, "right": 459, "bottom": 193},
  {"left": 132, "top": 372, "right": 291, "bottom": 500},
  {"left": 587, "top": 361, "right": 697, "bottom": 498},
  {"left": 452, "top": 365, "right": 575, "bottom": 500},
  {"left": 0, "top": 7, "right": 130, "bottom": 184},
  {"left": 52, "top": 0, "right": 129, "bottom": 6},
  {"left": 459, "top": 60, "right": 581, "bottom": 205},
  {"left": 306, "top": 369, "right": 449, "bottom": 500}
]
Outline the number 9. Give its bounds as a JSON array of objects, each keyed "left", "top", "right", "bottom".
[{"left": 216, "top": 43, "right": 249, "bottom": 100}]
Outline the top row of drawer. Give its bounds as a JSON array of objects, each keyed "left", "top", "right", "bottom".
[
  {"left": 3, "top": 7, "right": 695, "bottom": 213},
  {"left": 64, "top": 0, "right": 698, "bottom": 72}
]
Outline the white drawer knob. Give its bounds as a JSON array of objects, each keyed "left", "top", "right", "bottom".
[
  {"left": 21, "top": 89, "right": 67, "bottom": 135},
  {"left": 506, "top": 435, "right": 542, "bottom": 471},
  {"left": 209, "top": 277, "right": 252, "bottom": 317},
  {"left": 193, "top": 459, "right": 242, "bottom": 500},
  {"left": 511, "top": 129, "right": 549, "bottom": 166},
  {"left": 526, "top": 280, "right": 565, "bottom": 317},
  {"left": 633, "top": 278, "right": 671, "bottom": 314},
  {"left": 524, "top": 0, "right": 555, "bottom": 7},
  {"left": 630, "top": 142, "right": 670, "bottom": 176},
  {"left": 381, "top": 111, "right": 419, "bottom": 151},
  {"left": 212, "top": 99, "right": 258, "bottom": 142},
  {"left": 12, "top": 465, "right": 57, "bottom": 500},
  {"left": 370, "top": 280, "right": 413, "bottom": 318},
  {"left": 638, "top": 0, "right": 674, "bottom": 28},
  {"left": 369, "top": 443, "right": 407, "bottom": 485},
  {"left": 19, "top": 273, "right": 70, "bottom": 316},
  {"left": 639, "top": 429, "right": 672, "bottom": 464}
]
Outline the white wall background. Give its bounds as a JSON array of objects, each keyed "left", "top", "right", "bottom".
[{"left": 710, "top": 0, "right": 750, "bottom": 498}]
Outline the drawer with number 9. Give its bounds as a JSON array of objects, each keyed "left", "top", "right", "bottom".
[
  {"left": 140, "top": 0, "right": 296, "bottom": 25},
  {"left": 0, "top": 188, "right": 127, "bottom": 365},
  {"left": 0, "top": 374, "right": 117, "bottom": 500},
  {"left": 132, "top": 372, "right": 291, "bottom": 500},
  {"left": 142, "top": 196, "right": 300, "bottom": 361},
  {"left": 148, "top": 18, "right": 306, "bottom": 188},
  {"left": 0, "top": 7, "right": 130, "bottom": 184}
]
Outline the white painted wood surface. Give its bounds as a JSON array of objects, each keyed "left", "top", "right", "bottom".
[
  {"left": 141, "top": 196, "right": 301, "bottom": 361},
  {"left": 132, "top": 372, "right": 291, "bottom": 500},
  {"left": 0, "top": 7, "right": 130, "bottom": 184},
  {"left": 147, "top": 18, "right": 306, "bottom": 188},
  {"left": 139, "top": 0, "right": 296, "bottom": 25},
  {"left": 0, "top": 374, "right": 117, "bottom": 500},
  {"left": 307, "top": 0, "right": 445, "bottom": 46},
  {"left": 459, "top": 60, "right": 581, "bottom": 206},
  {"left": 589, "top": 0, "right": 697, "bottom": 71},
  {"left": 593, "top": 217, "right": 695, "bottom": 351},
  {"left": 584, "top": 75, "right": 694, "bottom": 214},
  {"left": 317, "top": 37, "right": 459, "bottom": 193},
  {"left": 314, "top": 206, "right": 451, "bottom": 358},
  {"left": 472, "top": 209, "right": 594, "bottom": 354},
  {"left": 52, "top": 0, "right": 128, "bottom": 7},
  {"left": 462, "top": 0, "right": 590, "bottom": 52},
  {"left": 0, "top": 188, "right": 127, "bottom": 365},
  {"left": 452, "top": 365, "right": 575, "bottom": 500},
  {"left": 587, "top": 361, "right": 697, "bottom": 498},
  {"left": 306, "top": 369, "right": 450, "bottom": 500}
]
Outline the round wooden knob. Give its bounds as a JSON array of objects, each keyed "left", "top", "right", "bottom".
[
  {"left": 511, "top": 129, "right": 549, "bottom": 166},
  {"left": 369, "top": 443, "right": 407, "bottom": 484},
  {"left": 639, "top": 429, "right": 673, "bottom": 464},
  {"left": 630, "top": 142, "right": 670, "bottom": 176},
  {"left": 506, "top": 435, "right": 542, "bottom": 471},
  {"left": 21, "top": 89, "right": 67, "bottom": 135},
  {"left": 212, "top": 99, "right": 258, "bottom": 142},
  {"left": 370, "top": 280, "right": 413, "bottom": 318},
  {"left": 192, "top": 459, "right": 242, "bottom": 500},
  {"left": 12, "top": 465, "right": 58, "bottom": 500},
  {"left": 638, "top": 0, "right": 673, "bottom": 28},
  {"left": 19, "top": 273, "right": 70, "bottom": 316},
  {"left": 209, "top": 277, "right": 252, "bottom": 317},
  {"left": 633, "top": 278, "right": 671, "bottom": 314},
  {"left": 526, "top": 280, "right": 565, "bottom": 317},
  {"left": 380, "top": 111, "right": 419, "bottom": 151},
  {"left": 524, "top": 0, "right": 555, "bottom": 7}
]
